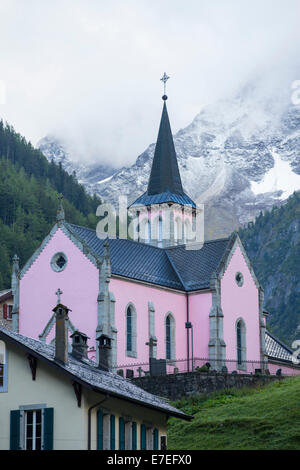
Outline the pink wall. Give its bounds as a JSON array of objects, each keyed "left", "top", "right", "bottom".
[
  {"left": 111, "top": 278, "right": 187, "bottom": 365},
  {"left": 268, "top": 362, "right": 300, "bottom": 376},
  {"left": 221, "top": 245, "right": 261, "bottom": 362},
  {"left": 189, "top": 292, "right": 212, "bottom": 358},
  {"left": 20, "top": 229, "right": 99, "bottom": 346},
  {"left": 19, "top": 229, "right": 277, "bottom": 373}
]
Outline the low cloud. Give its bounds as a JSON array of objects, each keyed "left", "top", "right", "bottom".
[{"left": 0, "top": 0, "right": 300, "bottom": 167}]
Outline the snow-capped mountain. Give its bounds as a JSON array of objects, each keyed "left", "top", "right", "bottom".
[
  {"left": 38, "top": 136, "right": 117, "bottom": 195},
  {"left": 38, "top": 84, "right": 300, "bottom": 239}
]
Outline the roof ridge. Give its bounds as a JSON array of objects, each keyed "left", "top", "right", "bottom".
[{"left": 164, "top": 251, "right": 187, "bottom": 290}]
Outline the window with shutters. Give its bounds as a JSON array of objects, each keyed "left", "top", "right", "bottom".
[
  {"left": 8, "top": 305, "right": 13, "bottom": 319},
  {"left": 24, "top": 410, "right": 42, "bottom": 450},
  {"left": 132, "top": 422, "right": 137, "bottom": 450},
  {"left": 10, "top": 406, "right": 54, "bottom": 450},
  {"left": 3, "top": 303, "right": 8, "bottom": 320},
  {"left": 119, "top": 417, "right": 125, "bottom": 450},
  {"left": 110, "top": 415, "right": 115, "bottom": 450},
  {"left": 140, "top": 424, "right": 147, "bottom": 450}
]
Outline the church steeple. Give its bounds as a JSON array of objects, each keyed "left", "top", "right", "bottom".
[
  {"left": 129, "top": 74, "right": 197, "bottom": 247},
  {"left": 147, "top": 100, "right": 184, "bottom": 197}
]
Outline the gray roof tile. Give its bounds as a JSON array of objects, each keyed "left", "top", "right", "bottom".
[
  {"left": 66, "top": 223, "right": 231, "bottom": 292},
  {"left": 0, "top": 327, "right": 189, "bottom": 420}
]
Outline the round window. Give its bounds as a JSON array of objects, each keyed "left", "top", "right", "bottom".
[
  {"left": 51, "top": 253, "right": 67, "bottom": 272},
  {"left": 235, "top": 272, "right": 244, "bottom": 287}
]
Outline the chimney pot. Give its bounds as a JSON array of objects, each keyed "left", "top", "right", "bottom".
[
  {"left": 70, "top": 330, "right": 89, "bottom": 360},
  {"left": 53, "top": 303, "right": 70, "bottom": 365},
  {"left": 96, "top": 334, "right": 112, "bottom": 372}
]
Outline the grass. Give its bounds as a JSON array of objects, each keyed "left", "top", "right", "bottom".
[{"left": 167, "top": 376, "right": 300, "bottom": 450}]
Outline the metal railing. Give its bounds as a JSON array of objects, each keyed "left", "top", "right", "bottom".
[{"left": 112, "top": 357, "right": 298, "bottom": 379}]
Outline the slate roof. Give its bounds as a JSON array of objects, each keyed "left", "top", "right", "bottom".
[
  {"left": 66, "top": 222, "right": 231, "bottom": 291},
  {"left": 265, "top": 331, "right": 294, "bottom": 362},
  {"left": 0, "top": 289, "right": 12, "bottom": 302},
  {"left": 130, "top": 101, "right": 196, "bottom": 208},
  {"left": 0, "top": 327, "right": 190, "bottom": 420}
]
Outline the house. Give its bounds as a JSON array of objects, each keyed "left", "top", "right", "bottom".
[
  {"left": 0, "top": 289, "right": 13, "bottom": 329},
  {"left": 7, "top": 91, "right": 300, "bottom": 377},
  {"left": 0, "top": 303, "right": 190, "bottom": 450}
]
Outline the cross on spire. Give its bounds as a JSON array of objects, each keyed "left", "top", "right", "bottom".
[
  {"left": 160, "top": 72, "right": 170, "bottom": 99},
  {"left": 56, "top": 288, "right": 63, "bottom": 304}
]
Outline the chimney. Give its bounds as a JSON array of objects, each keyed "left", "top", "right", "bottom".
[
  {"left": 96, "top": 334, "right": 112, "bottom": 372},
  {"left": 53, "top": 304, "right": 70, "bottom": 365},
  {"left": 70, "top": 330, "right": 89, "bottom": 360}
]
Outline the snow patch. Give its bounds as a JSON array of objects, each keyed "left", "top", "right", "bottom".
[{"left": 251, "top": 151, "right": 300, "bottom": 200}]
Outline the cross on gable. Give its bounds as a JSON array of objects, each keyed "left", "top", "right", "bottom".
[{"left": 56, "top": 288, "right": 63, "bottom": 304}]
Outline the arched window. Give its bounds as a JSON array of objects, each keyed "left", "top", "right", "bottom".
[
  {"left": 183, "top": 219, "right": 191, "bottom": 244},
  {"left": 0, "top": 340, "right": 8, "bottom": 392},
  {"left": 140, "top": 218, "right": 151, "bottom": 244},
  {"left": 174, "top": 217, "right": 182, "bottom": 243},
  {"left": 126, "top": 304, "right": 137, "bottom": 357},
  {"left": 158, "top": 216, "right": 163, "bottom": 247},
  {"left": 236, "top": 319, "right": 246, "bottom": 370},
  {"left": 165, "top": 313, "right": 175, "bottom": 361}
]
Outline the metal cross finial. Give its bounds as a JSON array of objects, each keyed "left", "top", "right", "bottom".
[
  {"left": 160, "top": 72, "right": 170, "bottom": 96},
  {"left": 56, "top": 288, "right": 63, "bottom": 304}
]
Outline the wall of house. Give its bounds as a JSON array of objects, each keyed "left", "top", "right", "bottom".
[
  {"left": 19, "top": 228, "right": 99, "bottom": 348},
  {"left": 0, "top": 342, "right": 86, "bottom": 450},
  {"left": 0, "top": 341, "right": 168, "bottom": 450},
  {"left": 221, "top": 245, "right": 261, "bottom": 364}
]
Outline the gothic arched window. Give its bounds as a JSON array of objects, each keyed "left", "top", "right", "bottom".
[
  {"left": 165, "top": 313, "right": 175, "bottom": 361},
  {"left": 126, "top": 304, "right": 137, "bottom": 357},
  {"left": 236, "top": 318, "right": 246, "bottom": 370}
]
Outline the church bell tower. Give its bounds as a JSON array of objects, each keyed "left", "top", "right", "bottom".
[{"left": 129, "top": 73, "right": 197, "bottom": 248}]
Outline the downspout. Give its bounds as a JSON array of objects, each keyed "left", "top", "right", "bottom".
[
  {"left": 186, "top": 293, "right": 190, "bottom": 372},
  {"left": 87, "top": 394, "right": 110, "bottom": 450}
]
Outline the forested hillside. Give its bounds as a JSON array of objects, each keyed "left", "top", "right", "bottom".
[
  {"left": 239, "top": 191, "right": 300, "bottom": 344},
  {"left": 0, "top": 121, "right": 101, "bottom": 289}
]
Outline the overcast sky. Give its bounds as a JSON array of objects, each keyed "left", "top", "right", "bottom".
[{"left": 0, "top": 0, "right": 300, "bottom": 167}]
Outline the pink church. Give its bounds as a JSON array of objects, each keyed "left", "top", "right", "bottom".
[{"left": 10, "top": 94, "right": 300, "bottom": 378}]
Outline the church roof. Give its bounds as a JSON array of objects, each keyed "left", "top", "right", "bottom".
[
  {"left": 66, "top": 222, "right": 231, "bottom": 292},
  {"left": 130, "top": 101, "right": 196, "bottom": 209},
  {"left": 0, "top": 327, "right": 190, "bottom": 420},
  {"left": 265, "top": 330, "right": 294, "bottom": 363}
]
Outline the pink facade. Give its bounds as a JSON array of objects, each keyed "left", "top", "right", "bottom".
[
  {"left": 221, "top": 246, "right": 260, "bottom": 362},
  {"left": 18, "top": 225, "right": 273, "bottom": 374}
]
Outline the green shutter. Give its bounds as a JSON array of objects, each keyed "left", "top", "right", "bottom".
[
  {"left": 119, "top": 417, "right": 125, "bottom": 450},
  {"left": 140, "top": 424, "right": 146, "bottom": 450},
  {"left": 97, "top": 410, "right": 103, "bottom": 450},
  {"left": 153, "top": 428, "right": 159, "bottom": 450},
  {"left": 132, "top": 422, "right": 137, "bottom": 450},
  {"left": 110, "top": 415, "right": 115, "bottom": 450},
  {"left": 10, "top": 410, "right": 21, "bottom": 450},
  {"left": 43, "top": 408, "right": 54, "bottom": 450}
]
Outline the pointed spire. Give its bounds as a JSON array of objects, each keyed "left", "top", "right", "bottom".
[
  {"left": 147, "top": 100, "right": 184, "bottom": 196},
  {"left": 56, "top": 194, "right": 65, "bottom": 223}
]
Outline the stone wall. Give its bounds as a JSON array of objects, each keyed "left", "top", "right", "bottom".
[{"left": 131, "top": 371, "right": 281, "bottom": 401}]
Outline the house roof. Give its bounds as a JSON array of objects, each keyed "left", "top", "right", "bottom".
[
  {"left": 0, "top": 289, "right": 12, "bottom": 303},
  {"left": 66, "top": 222, "right": 232, "bottom": 291},
  {"left": 265, "top": 330, "right": 295, "bottom": 363},
  {"left": 130, "top": 101, "right": 196, "bottom": 208},
  {"left": 0, "top": 327, "right": 190, "bottom": 421}
]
